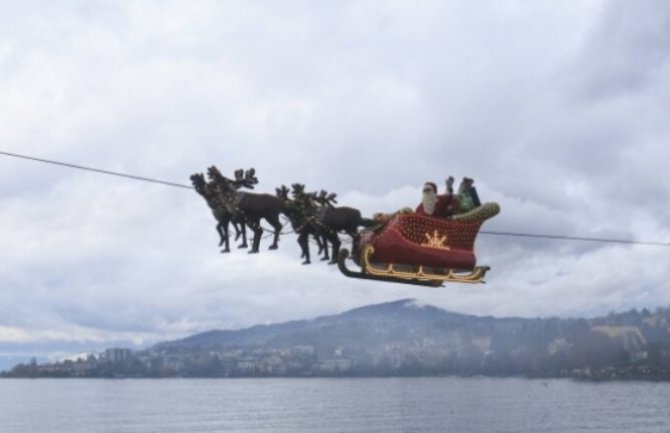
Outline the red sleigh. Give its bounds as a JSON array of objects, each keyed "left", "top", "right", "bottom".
[{"left": 337, "top": 203, "right": 500, "bottom": 286}]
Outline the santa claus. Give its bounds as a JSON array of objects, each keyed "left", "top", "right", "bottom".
[{"left": 415, "top": 181, "right": 460, "bottom": 218}]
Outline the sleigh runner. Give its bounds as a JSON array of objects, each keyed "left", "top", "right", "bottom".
[{"left": 338, "top": 203, "right": 500, "bottom": 286}]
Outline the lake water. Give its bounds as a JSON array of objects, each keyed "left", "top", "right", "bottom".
[{"left": 0, "top": 377, "right": 668, "bottom": 433}]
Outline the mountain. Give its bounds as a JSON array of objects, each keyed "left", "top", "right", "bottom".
[
  {"left": 147, "top": 299, "right": 670, "bottom": 378},
  {"left": 6, "top": 300, "right": 670, "bottom": 379},
  {"left": 154, "top": 299, "right": 506, "bottom": 352}
]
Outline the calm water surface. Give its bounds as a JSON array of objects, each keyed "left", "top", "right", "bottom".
[{"left": 0, "top": 377, "right": 669, "bottom": 433}]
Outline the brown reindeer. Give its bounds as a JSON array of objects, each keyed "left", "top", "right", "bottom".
[
  {"left": 190, "top": 173, "right": 245, "bottom": 253},
  {"left": 277, "top": 184, "right": 328, "bottom": 264},
  {"left": 301, "top": 188, "right": 373, "bottom": 264},
  {"left": 207, "top": 166, "right": 284, "bottom": 254}
]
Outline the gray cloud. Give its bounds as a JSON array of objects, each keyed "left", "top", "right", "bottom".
[
  {"left": 1, "top": 0, "right": 669, "bottom": 366},
  {"left": 571, "top": 0, "right": 670, "bottom": 99}
]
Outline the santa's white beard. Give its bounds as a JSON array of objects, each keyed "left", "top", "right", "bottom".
[{"left": 422, "top": 191, "right": 437, "bottom": 215}]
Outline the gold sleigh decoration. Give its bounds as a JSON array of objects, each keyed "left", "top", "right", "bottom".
[
  {"left": 422, "top": 230, "right": 451, "bottom": 250},
  {"left": 360, "top": 244, "right": 490, "bottom": 284}
]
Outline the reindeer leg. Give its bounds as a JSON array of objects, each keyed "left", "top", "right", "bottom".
[
  {"left": 320, "top": 234, "right": 330, "bottom": 261},
  {"left": 328, "top": 232, "right": 341, "bottom": 265},
  {"left": 306, "top": 227, "right": 316, "bottom": 260},
  {"left": 221, "top": 215, "right": 233, "bottom": 253},
  {"left": 315, "top": 233, "right": 324, "bottom": 255},
  {"left": 248, "top": 219, "right": 262, "bottom": 253},
  {"left": 348, "top": 230, "right": 360, "bottom": 257},
  {"left": 217, "top": 223, "right": 225, "bottom": 247},
  {"left": 268, "top": 215, "right": 282, "bottom": 250},
  {"left": 233, "top": 221, "right": 241, "bottom": 242},
  {"left": 238, "top": 220, "right": 248, "bottom": 249},
  {"left": 298, "top": 231, "right": 310, "bottom": 264},
  {"left": 219, "top": 222, "right": 231, "bottom": 253}
]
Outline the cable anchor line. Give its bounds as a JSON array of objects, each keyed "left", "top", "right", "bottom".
[{"left": 0, "top": 150, "right": 193, "bottom": 190}]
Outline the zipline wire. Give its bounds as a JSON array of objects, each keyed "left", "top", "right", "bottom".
[
  {"left": 2, "top": 150, "right": 669, "bottom": 248},
  {"left": 480, "top": 230, "right": 670, "bottom": 247}
]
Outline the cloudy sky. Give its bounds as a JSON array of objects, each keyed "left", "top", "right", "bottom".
[{"left": 1, "top": 0, "right": 669, "bottom": 368}]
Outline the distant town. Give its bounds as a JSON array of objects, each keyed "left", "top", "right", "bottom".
[{"left": 3, "top": 300, "right": 670, "bottom": 381}]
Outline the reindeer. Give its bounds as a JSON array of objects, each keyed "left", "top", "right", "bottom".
[
  {"left": 297, "top": 187, "right": 373, "bottom": 264},
  {"left": 207, "top": 166, "right": 284, "bottom": 254},
  {"left": 277, "top": 184, "right": 328, "bottom": 264},
  {"left": 190, "top": 173, "right": 245, "bottom": 253}
]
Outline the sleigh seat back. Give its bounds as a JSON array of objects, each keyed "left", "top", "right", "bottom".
[{"left": 360, "top": 203, "right": 500, "bottom": 271}]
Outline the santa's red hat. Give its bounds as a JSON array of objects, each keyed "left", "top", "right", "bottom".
[{"left": 423, "top": 182, "right": 437, "bottom": 193}]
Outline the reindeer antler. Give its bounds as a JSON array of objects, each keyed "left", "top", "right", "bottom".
[
  {"left": 206, "top": 165, "right": 221, "bottom": 180},
  {"left": 315, "top": 190, "right": 338, "bottom": 206},
  {"left": 190, "top": 173, "right": 206, "bottom": 187},
  {"left": 315, "top": 190, "right": 327, "bottom": 205},
  {"left": 229, "top": 168, "right": 258, "bottom": 189},
  {"left": 244, "top": 168, "right": 258, "bottom": 186},
  {"left": 276, "top": 185, "right": 290, "bottom": 200},
  {"left": 290, "top": 183, "right": 305, "bottom": 197}
]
